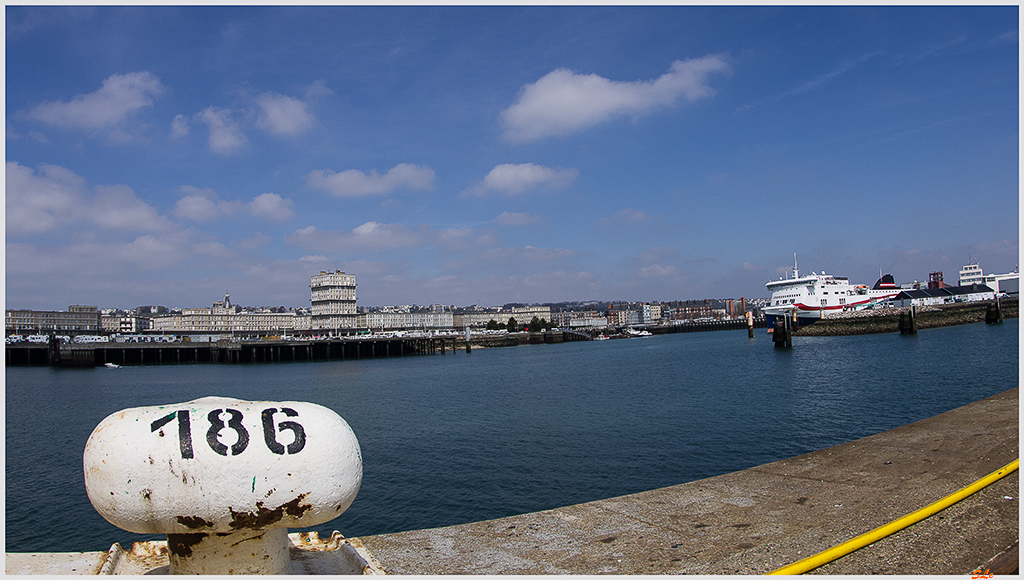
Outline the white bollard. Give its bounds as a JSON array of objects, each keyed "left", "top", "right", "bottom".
[{"left": 83, "top": 396, "right": 362, "bottom": 574}]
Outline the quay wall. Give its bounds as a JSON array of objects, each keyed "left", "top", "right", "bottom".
[{"left": 795, "top": 298, "right": 1018, "bottom": 337}]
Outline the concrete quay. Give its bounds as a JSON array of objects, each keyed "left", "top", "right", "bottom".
[{"left": 358, "top": 388, "right": 1019, "bottom": 575}]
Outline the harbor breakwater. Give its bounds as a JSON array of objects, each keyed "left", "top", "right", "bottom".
[{"left": 794, "top": 298, "right": 1018, "bottom": 337}]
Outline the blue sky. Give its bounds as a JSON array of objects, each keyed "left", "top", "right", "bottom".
[{"left": 5, "top": 5, "right": 1019, "bottom": 310}]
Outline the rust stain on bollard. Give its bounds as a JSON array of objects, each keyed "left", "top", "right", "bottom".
[
  {"left": 175, "top": 515, "right": 214, "bottom": 530},
  {"left": 167, "top": 533, "right": 206, "bottom": 557},
  {"left": 228, "top": 493, "right": 312, "bottom": 529}
]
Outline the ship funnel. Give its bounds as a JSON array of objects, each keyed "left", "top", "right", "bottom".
[{"left": 873, "top": 274, "right": 897, "bottom": 290}]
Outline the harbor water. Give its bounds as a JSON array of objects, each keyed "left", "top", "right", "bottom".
[{"left": 5, "top": 319, "right": 1018, "bottom": 554}]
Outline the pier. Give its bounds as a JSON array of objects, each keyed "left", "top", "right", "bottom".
[{"left": 4, "top": 330, "right": 594, "bottom": 368}]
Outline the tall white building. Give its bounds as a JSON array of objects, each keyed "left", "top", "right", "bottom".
[
  {"left": 311, "top": 270, "right": 358, "bottom": 332},
  {"left": 959, "top": 263, "right": 985, "bottom": 286},
  {"left": 959, "top": 263, "right": 1019, "bottom": 295}
]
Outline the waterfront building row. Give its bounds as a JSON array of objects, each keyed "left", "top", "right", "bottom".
[{"left": 6, "top": 271, "right": 744, "bottom": 337}]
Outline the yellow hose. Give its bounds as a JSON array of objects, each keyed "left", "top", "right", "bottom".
[{"left": 769, "top": 458, "right": 1019, "bottom": 575}]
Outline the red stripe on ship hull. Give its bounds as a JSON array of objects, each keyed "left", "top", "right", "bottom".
[{"left": 795, "top": 293, "right": 898, "bottom": 312}]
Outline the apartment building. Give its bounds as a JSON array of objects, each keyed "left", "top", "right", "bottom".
[
  {"left": 151, "top": 307, "right": 310, "bottom": 335},
  {"left": 311, "top": 270, "right": 358, "bottom": 331},
  {"left": 100, "top": 314, "right": 152, "bottom": 334},
  {"left": 360, "top": 311, "right": 454, "bottom": 331},
  {"left": 508, "top": 306, "right": 552, "bottom": 325},
  {"left": 550, "top": 310, "right": 609, "bottom": 329},
  {"left": 6, "top": 305, "right": 101, "bottom": 334},
  {"left": 453, "top": 311, "right": 505, "bottom": 330}
]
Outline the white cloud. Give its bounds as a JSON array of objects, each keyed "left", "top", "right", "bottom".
[
  {"left": 593, "top": 208, "right": 659, "bottom": 228},
  {"left": 6, "top": 161, "right": 171, "bottom": 236},
  {"left": 636, "top": 264, "right": 681, "bottom": 279},
  {"left": 90, "top": 185, "right": 173, "bottom": 232},
  {"left": 286, "top": 222, "right": 430, "bottom": 253},
  {"left": 300, "top": 255, "right": 330, "bottom": 263},
  {"left": 248, "top": 192, "right": 295, "bottom": 222},
  {"left": 197, "top": 106, "right": 248, "bottom": 155},
  {"left": 461, "top": 163, "right": 578, "bottom": 197},
  {"left": 256, "top": 92, "right": 315, "bottom": 136},
  {"left": 170, "top": 114, "right": 190, "bottom": 137},
  {"left": 234, "top": 232, "right": 272, "bottom": 252},
  {"left": 192, "top": 241, "right": 235, "bottom": 259},
  {"left": 500, "top": 55, "right": 730, "bottom": 142},
  {"left": 6, "top": 161, "right": 88, "bottom": 236},
  {"left": 286, "top": 220, "right": 501, "bottom": 257},
  {"left": 306, "top": 163, "right": 435, "bottom": 197},
  {"left": 174, "top": 193, "right": 221, "bottom": 222},
  {"left": 27, "top": 71, "right": 165, "bottom": 134},
  {"left": 174, "top": 186, "right": 240, "bottom": 222},
  {"left": 304, "top": 79, "right": 333, "bottom": 101},
  {"left": 175, "top": 186, "right": 293, "bottom": 223},
  {"left": 494, "top": 211, "right": 544, "bottom": 226},
  {"left": 436, "top": 227, "right": 501, "bottom": 251},
  {"left": 350, "top": 221, "right": 424, "bottom": 248}
]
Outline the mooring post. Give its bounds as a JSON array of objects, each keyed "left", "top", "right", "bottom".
[
  {"left": 746, "top": 311, "right": 754, "bottom": 339},
  {"left": 465, "top": 327, "right": 472, "bottom": 353},
  {"left": 900, "top": 305, "right": 918, "bottom": 335},
  {"left": 986, "top": 296, "right": 1003, "bottom": 324},
  {"left": 83, "top": 396, "right": 362, "bottom": 574},
  {"left": 772, "top": 319, "right": 791, "bottom": 349}
]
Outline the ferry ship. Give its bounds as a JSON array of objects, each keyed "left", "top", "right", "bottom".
[{"left": 763, "top": 256, "right": 899, "bottom": 328}]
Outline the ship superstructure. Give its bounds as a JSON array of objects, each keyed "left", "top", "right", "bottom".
[{"left": 763, "top": 256, "right": 899, "bottom": 328}]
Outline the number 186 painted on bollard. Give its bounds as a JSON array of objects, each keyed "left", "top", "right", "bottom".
[{"left": 151, "top": 407, "right": 306, "bottom": 459}]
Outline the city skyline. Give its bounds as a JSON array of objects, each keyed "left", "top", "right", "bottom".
[{"left": 6, "top": 6, "right": 1019, "bottom": 311}]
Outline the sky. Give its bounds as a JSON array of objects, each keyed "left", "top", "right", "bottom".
[{"left": 5, "top": 5, "right": 1019, "bottom": 310}]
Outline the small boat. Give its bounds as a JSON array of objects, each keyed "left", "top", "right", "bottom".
[
  {"left": 763, "top": 254, "right": 899, "bottom": 329},
  {"left": 104, "top": 363, "right": 121, "bottom": 368}
]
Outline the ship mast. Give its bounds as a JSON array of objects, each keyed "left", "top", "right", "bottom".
[{"left": 793, "top": 253, "right": 799, "bottom": 279}]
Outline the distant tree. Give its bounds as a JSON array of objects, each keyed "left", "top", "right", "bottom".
[
  {"left": 507, "top": 317, "right": 518, "bottom": 332},
  {"left": 539, "top": 317, "right": 550, "bottom": 330},
  {"left": 529, "top": 316, "right": 541, "bottom": 331},
  {"left": 486, "top": 319, "right": 499, "bottom": 331}
]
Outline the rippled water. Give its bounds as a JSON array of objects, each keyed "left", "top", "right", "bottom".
[{"left": 6, "top": 319, "right": 1017, "bottom": 553}]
